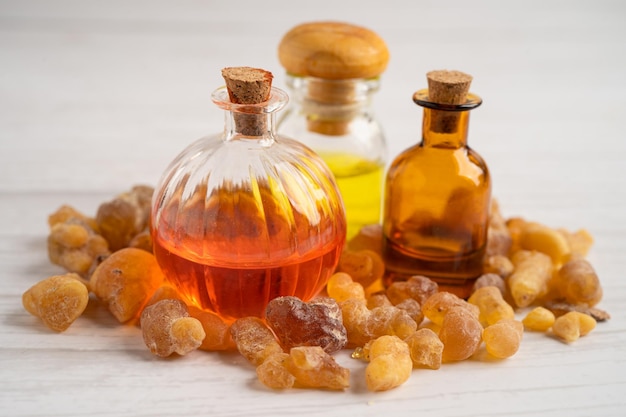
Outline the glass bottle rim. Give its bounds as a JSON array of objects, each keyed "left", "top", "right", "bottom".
[
  {"left": 413, "top": 88, "right": 482, "bottom": 111},
  {"left": 211, "top": 86, "right": 289, "bottom": 114},
  {"left": 285, "top": 74, "right": 380, "bottom": 93}
]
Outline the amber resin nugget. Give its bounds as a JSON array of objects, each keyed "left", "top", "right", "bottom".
[
  {"left": 96, "top": 185, "right": 153, "bottom": 252},
  {"left": 140, "top": 299, "right": 205, "bottom": 358},
  {"left": 230, "top": 317, "right": 283, "bottom": 366},
  {"left": 364, "top": 335, "right": 412, "bottom": 392},
  {"left": 90, "top": 247, "right": 165, "bottom": 323},
  {"left": 265, "top": 296, "right": 347, "bottom": 354},
  {"left": 507, "top": 250, "right": 552, "bottom": 308},
  {"left": 285, "top": 346, "right": 350, "bottom": 390},
  {"left": 482, "top": 319, "right": 523, "bottom": 359},
  {"left": 468, "top": 286, "right": 515, "bottom": 327},
  {"left": 439, "top": 308, "right": 483, "bottom": 362},
  {"left": 404, "top": 328, "right": 444, "bottom": 369},
  {"left": 22, "top": 273, "right": 89, "bottom": 332},
  {"left": 47, "top": 217, "right": 109, "bottom": 276},
  {"left": 556, "top": 259, "right": 603, "bottom": 306},
  {"left": 552, "top": 311, "right": 596, "bottom": 343}
]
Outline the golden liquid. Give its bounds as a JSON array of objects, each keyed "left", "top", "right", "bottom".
[{"left": 321, "top": 153, "right": 384, "bottom": 240}]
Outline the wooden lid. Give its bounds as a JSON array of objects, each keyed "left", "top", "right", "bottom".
[
  {"left": 221, "top": 67, "right": 273, "bottom": 104},
  {"left": 426, "top": 70, "right": 472, "bottom": 105},
  {"left": 278, "top": 21, "right": 389, "bottom": 80}
]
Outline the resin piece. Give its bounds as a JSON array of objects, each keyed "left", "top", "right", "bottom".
[
  {"left": 482, "top": 319, "right": 523, "bottom": 359},
  {"left": 556, "top": 259, "right": 602, "bottom": 307},
  {"left": 188, "top": 306, "right": 235, "bottom": 351},
  {"left": 473, "top": 272, "right": 509, "bottom": 296},
  {"left": 552, "top": 311, "right": 596, "bottom": 343},
  {"left": 256, "top": 352, "right": 295, "bottom": 390},
  {"left": 366, "top": 293, "right": 392, "bottom": 309},
  {"left": 518, "top": 222, "right": 571, "bottom": 266},
  {"left": 96, "top": 185, "right": 154, "bottom": 252},
  {"left": 439, "top": 308, "right": 483, "bottom": 362},
  {"left": 337, "top": 249, "right": 385, "bottom": 289},
  {"left": 339, "top": 298, "right": 371, "bottom": 348},
  {"left": 230, "top": 317, "right": 283, "bottom": 366},
  {"left": 265, "top": 296, "right": 347, "bottom": 354},
  {"left": 285, "top": 346, "right": 350, "bottom": 390},
  {"left": 385, "top": 275, "right": 438, "bottom": 306},
  {"left": 508, "top": 250, "right": 552, "bottom": 308},
  {"left": 558, "top": 228, "right": 593, "bottom": 259},
  {"left": 422, "top": 291, "right": 479, "bottom": 326},
  {"left": 366, "top": 305, "right": 418, "bottom": 340},
  {"left": 140, "top": 299, "right": 205, "bottom": 358},
  {"left": 48, "top": 218, "right": 110, "bottom": 276},
  {"left": 90, "top": 248, "right": 165, "bottom": 323},
  {"left": 326, "top": 272, "right": 366, "bottom": 303},
  {"left": 404, "top": 328, "right": 443, "bottom": 369},
  {"left": 523, "top": 307, "right": 556, "bottom": 332},
  {"left": 22, "top": 273, "right": 89, "bottom": 332},
  {"left": 394, "top": 299, "right": 424, "bottom": 327},
  {"left": 364, "top": 335, "right": 412, "bottom": 392},
  {"left": 468, "top": 286, "right": 515, "bottom": 327}
]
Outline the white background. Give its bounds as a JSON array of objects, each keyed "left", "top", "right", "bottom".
[{"left": 1, "top": 1, "right": 625, "bottom": 416}]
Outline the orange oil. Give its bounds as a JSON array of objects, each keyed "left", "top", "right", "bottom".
[{"left": 152, "top": 183, "right": 345, "bottom": 321}]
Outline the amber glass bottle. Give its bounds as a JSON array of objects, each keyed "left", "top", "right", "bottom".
[
  {"left": 277, "top": 21, "right": 390, "bottom": 240},
  {"left": 151, "top": 67, "right": 346, "bottom": 321},
  {"left": 382, "top": 70, "right": 491, "bottom": 297}
]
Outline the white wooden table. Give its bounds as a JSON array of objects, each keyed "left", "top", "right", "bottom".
[{"left": 1, "top": 1, "right": 625, "bottom": 416}]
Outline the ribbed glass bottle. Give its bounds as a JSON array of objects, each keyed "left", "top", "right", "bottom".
[{"left": 151, "top": 80, "right": 346, "bottom": 321}]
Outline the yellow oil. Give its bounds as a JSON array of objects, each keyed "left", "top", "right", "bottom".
[{"left": 321, "top": 153, "right": 384, "bottom": 240}]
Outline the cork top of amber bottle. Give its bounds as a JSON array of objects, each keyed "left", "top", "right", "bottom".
[
  {"left": 278, "top": 21, "right": 390, "bottom": 80},
  {"left": 413, "top": 70, "right": 478, "bottom": 134},
  {"left": 426, "top": 70, "right": 473, "bottom": 105}
]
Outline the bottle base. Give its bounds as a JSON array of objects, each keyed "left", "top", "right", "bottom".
[{"left": 383, "top": 238, "right": 485, "bottom": 299}]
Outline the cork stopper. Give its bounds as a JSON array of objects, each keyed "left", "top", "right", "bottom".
[
  {"left": 221, "top": 67, "right": 273, "bottom": 104},
  {"left": 278, "top": 21, "right": 389, "bottom": 80},
  {"left": 424, "top": 70, "right": 473, "bottom": 133},
  {"left": 426, "top": 70, "right": 473, "bottom": 105},
  {"left": 221, "top": 67, "right": 273, "bottom": 136}
]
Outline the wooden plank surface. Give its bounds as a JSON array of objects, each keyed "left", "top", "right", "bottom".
[{"left": 1, "top": 1, "right": 625, "bottom": 416}]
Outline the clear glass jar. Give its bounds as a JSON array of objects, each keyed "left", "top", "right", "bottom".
[
  {"left": 383, "top": 88, "right": 491, "bottom": 297},
  {"left": 151, "top": 85, "right": 346, "bottom": 321},
  {"left": 279, "top": 75, "right": 387, "bottom": 239}
]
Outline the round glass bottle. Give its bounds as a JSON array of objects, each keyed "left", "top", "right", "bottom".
[
  {"left": 382, "top": 70, "right": 491, "bottom": 298},
  {"left": 151, "top": 67, "right": 346, "bottom": 321},
  {"left": 278, "top": 21, "right": 390, "bottom": 239}
]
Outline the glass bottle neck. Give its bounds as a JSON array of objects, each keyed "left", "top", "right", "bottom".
[
  {"left": 421, "top": 108, "right": 470, "bottom": 149},
  {"left": 285, "top": 75, "right": 379, "bottom": 136},
  {"left": 211, "top": 86, "right": 288, "bottom": 143},
  {"left": 225, "top": 110, "right": 276, "bottom": 141}
]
